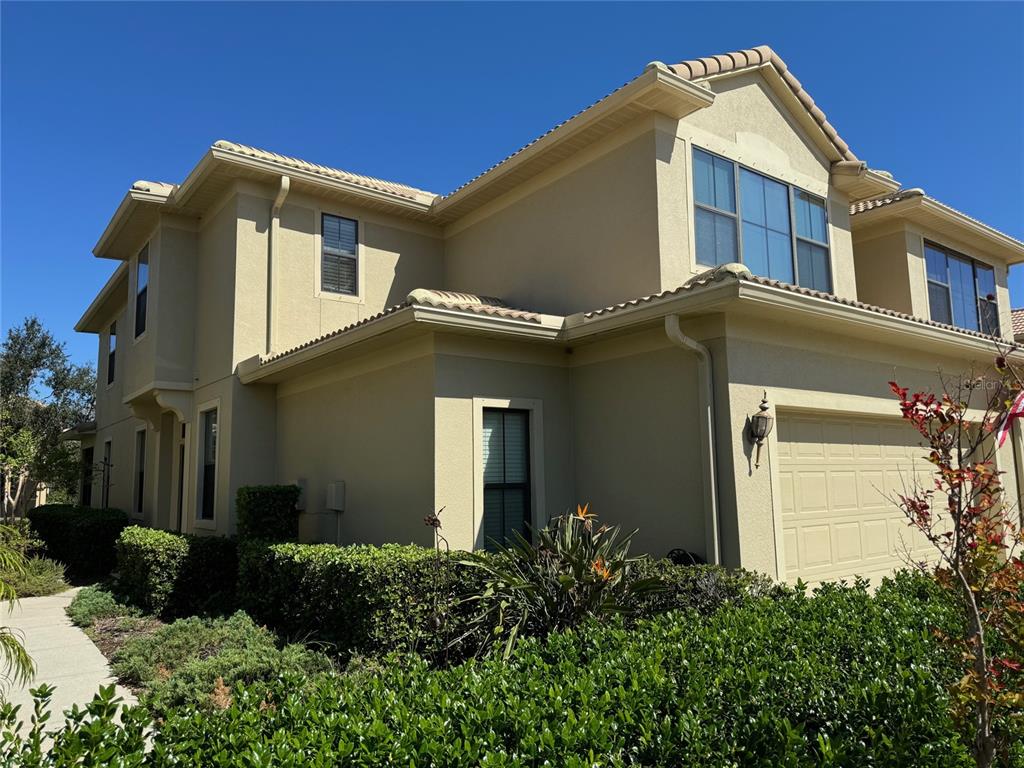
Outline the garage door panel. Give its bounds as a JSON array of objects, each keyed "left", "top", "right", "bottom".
[{"left": 779, "top": 413, "right": 929, "bottom": 585}]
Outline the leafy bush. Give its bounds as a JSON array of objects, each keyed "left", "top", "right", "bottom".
[
  {"left": 66, "top": 586, "right": 139, "bottom": 627},
  {"left": 631, "top": 558, "right": 787, "bottom": 617},
  {"left": 462, "top": 506, "right": 662, "bottom": 658},
  {"left": 0, "top": 519, "right": 43, "bottom": 558},
  {"left": 115, "top": 526, "right": 237, "bottom": 618},
  {"left": 4, "top": 556, "right": 67, "bottom": 597},
  {"left": 4, "top": 574, "right": 998, "bottom": 767},
  {"left": 27, "top": 504, "right": 128, "bottom": 581},
  {"left": 238, "top": 540, "right": 484, "bottom": 661},
  {"left": 235, "top": 485, "right": 301, "bottom": 542},
  {"left": 111, "top": 611, "right": 332, "bottom": 718}
]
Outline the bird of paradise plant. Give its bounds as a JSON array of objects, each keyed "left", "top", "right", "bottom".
[{"left": 459, "top": 504, "right": 663, "bottom": 660}]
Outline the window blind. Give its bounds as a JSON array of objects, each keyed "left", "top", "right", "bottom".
[
  {"left": 482, "top": 409, "right": 530, "bottom": 550},
  {"left": 322, "top": 214, "right": 358, "bottom": 295}
]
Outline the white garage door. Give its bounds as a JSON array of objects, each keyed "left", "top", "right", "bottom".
[{"left": 777, "top": 413, "right": 935, "bottom": 585}]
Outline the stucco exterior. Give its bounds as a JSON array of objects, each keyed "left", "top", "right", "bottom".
[{"left": 73, "top": 46, "right": 1023, "bottom": 584}]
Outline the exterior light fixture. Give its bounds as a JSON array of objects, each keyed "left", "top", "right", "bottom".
[{"left": 749, "top": 391, "right": 774, "bottom": 468}]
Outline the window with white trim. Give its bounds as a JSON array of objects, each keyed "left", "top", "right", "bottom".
[
  {"left": 482, "top": 408, "right": 531, "bottom": 551},
  {"left": 197, "top": 408, "right": 218, "bottom": 521},
  {"left": 925, "top": 242, "right": 999, "bottom": 334},
  {"left": 692, "top": 146, "right": 832, "bottom": 292},
  {"left": 321, "top": 214, "right": 358, "bottom": 295}
]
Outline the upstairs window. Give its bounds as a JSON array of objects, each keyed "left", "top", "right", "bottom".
[
  {"left": 106, "top": 321, "right": 116, "bottom": 384},
  {"left": 135, "top": 244, "right": 149, "bottom": 338},
  {"left": 321, "top": 214, "right": 358, "bottom": 296},
  {"left": 925, "top": 243, "right": 999, "bottom": 335},
  {"left": 692, "top": 147, "right": 832, "bottom": 292}
]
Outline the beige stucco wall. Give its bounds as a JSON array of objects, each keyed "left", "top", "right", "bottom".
[
  {"left": 571, "top": 327, "right": 706, "bottom": 558},
  {"left": 275, "top": 341, "right": 435, "bottom": 545},
  {"left": 233, "top": 183, "right": 445, "bottom": 364},
  {"left": 433, "top": 335, "right": 574, "bottom": 551},
  {"left": 851, "top": 229, "right": 914, "bottom": 314},
  {"left": 443, "top": 123, "right": 663, "bottom": 316}
]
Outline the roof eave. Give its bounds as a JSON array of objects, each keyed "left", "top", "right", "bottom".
[
  {"left": 93, "top": 188, "right": 173, "bottom": 259},
  {"left": 75, "top": 262, "right": 129, "bottom": 333},
  {"left": 852, "top": 196, "right": 1024, "bottom": 264},
  {"left": 831, "top": 162, "right": 902, "bottom": 201},
  {"left": 239, "top": 305, "right": 563, "bottom": 384}
]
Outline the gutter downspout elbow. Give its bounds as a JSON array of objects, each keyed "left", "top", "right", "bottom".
[
  {"left": 267, "top": 175, "right": 291, "bottom": 356},
  {"left": 664, "top": 314, "right": 721, "bottom": 565}
]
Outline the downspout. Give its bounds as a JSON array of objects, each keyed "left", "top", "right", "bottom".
[
  {"left": 267, "top": 175, "right": 291, "bottom": 355},
  {"left": 664, "top": 314, "right": 721, "bottom": 565}
]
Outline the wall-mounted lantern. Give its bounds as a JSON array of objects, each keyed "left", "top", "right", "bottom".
[{"left": 749, "top": 392, "right": 774, "bottom": 469}]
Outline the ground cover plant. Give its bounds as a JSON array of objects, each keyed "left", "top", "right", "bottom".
[{"left": 3, "top": 573, "right": 1000, "bottom": 767}]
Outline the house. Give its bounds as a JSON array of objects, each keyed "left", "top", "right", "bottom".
[{"left": 73, "top": 46, "right": 1024, "bottom": 585}]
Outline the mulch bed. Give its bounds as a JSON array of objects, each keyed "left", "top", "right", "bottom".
[{"left": 87, "top": 616, "right": 164, "bottom": 660}]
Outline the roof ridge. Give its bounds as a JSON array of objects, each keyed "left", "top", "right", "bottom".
[{"left": 670, "top": 45, "right": 857, "bottom": 161}]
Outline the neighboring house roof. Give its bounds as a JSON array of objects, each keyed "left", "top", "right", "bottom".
[
  {"left": 850, "top": 188, "right": 1024, "bottom": 264},
  {"left": 670, "top": 45, "right": 857, "bottom": 162},
  {"left": 1012, "top": 308, "right": 1024, "bottom": 339}
]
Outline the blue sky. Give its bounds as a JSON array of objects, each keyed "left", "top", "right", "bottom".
[{"left": 2, "top": 1, "right": 1022, "bottom": 366}]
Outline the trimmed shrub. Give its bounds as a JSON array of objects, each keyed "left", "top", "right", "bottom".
[
  {"left": 27, "top": 504, "right": 128, "bottom": 581},
  {"left": 66, "top": 586, "right": 139, "bottom": 627},
  {"left": 112, "top": 611, "right": 332, "bottom": 718},
  {"left": 631, "top": 559, "right": 788, "bottom": 617},
  {"left": 116, "top": 527, "right": 237, "bottom": 618},
  {"left": 238, "top": 540, "right": 484, "bottom": 660},
  {"left": 3, "top": 575, "right": 991, "bottom": 766},
  {"left": 235, "top": 485, "right": 301, "bottom": 542}
]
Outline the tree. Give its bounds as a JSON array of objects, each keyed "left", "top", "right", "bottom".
[
  {"left": 0, "top": 317, "right": 95, "bottom": 517},
  {"left": 890, "top": 366, "right": 1023, "bottom": 768}
]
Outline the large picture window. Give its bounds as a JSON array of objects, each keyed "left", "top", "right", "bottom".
[
  {"left": 321, "top": 214, "right": 358, "bottom": 296},
  {"left": 925, "top": 243, "right": 999, "bottom": 334},
  {"left": 693, "top": 147, "right": 832, "bottom": 292},
  {"left": 482, "top": 408, "right": 530, "bottom": 551},
  {"left": 198, "top": 408, "right": 218, "bottom": 521}
]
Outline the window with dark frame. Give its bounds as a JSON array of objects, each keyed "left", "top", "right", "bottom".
[
  {"left": 482, "top": 408, "right": 531, "bottom": 551},
  {"left": 135, "top": 244, "right": 149, "bottom": 338},
  {"left": 81, "top": 447, "right": 94, "bottom": 507},
  {"left": 321, "top": 214, "right": 358, "bottom": 295},
  {"left": 198, "top": 409, "right": 217, "bottom": 521},
  {"left": 925, "top": 242, "right": 999, "bottom": 335},
  {"left": 101, "top": 440, "right": 112, "bottom": 508},
  {"left": 693, "top": 146, "right": 832, "bottom": 293},
  {"left": 106, "top": 321, "right": 116, "bottom": 384},
  {"left": 134, "top": 430, "right": 146, "bottom": 517}
]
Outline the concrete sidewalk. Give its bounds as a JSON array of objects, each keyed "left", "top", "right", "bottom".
[{"left": 2, "top": 589, "right": 136, "bottom": 728}]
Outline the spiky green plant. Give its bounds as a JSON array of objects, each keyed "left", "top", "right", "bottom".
[{"left": 460, "top": 505, "right": 663, "bottom": 659}]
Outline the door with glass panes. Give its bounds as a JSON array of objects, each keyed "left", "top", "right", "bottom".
[{"left": 482, "top": 409, "right": 531, "bottom": 550}]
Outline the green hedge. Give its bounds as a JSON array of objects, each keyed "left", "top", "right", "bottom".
[
  {"left": 5, "top": 574, "right": 991, "bottom": 766},
  {"left": 238, "top": 541, "right": 484, "bottom": 660},
  {"left": 116, "top": 526, "right": 237, "bottom": 618},
  {"left": 27, "top": 504, "right": 129, "bottom": 581},
  {"left": 631, "top": 559, "right": 788, "bottom": 617},
  {"left": 235, "top": 485, "right": 301, "bottom": 542}
]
